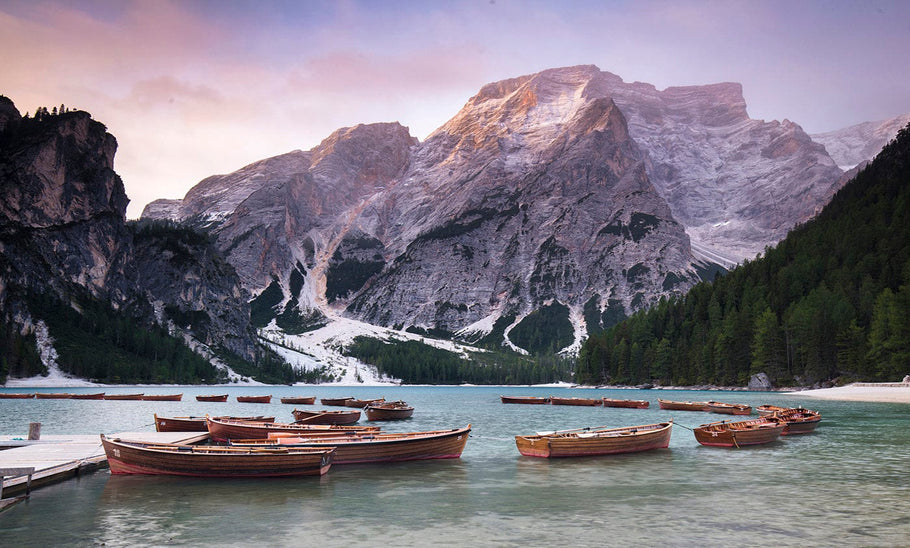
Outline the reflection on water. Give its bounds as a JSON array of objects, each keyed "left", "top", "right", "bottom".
[{"left": 1, "top": 386, "right": 909, "bottom": 546}]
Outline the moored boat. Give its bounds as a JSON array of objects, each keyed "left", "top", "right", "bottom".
[
  {"left": 320, "top": 397, "right": 354, "bottom": 406},
  {"left": 345, "top": 397, "right": 385, "bottom": 408},
  {"left": 658, "top": 399, "right": 708, "bottom": 411},
  {"left": 141, "top": 394, "right": 183, "bottom": 401},
  {"left": 292, "top": 409, "right": 361, "bottom": 425},
  {"left": 602, "top": 398, "right": 650, "bottom": 409},
  {"left": 70, "top": 392, "right": 105, "bottom": 400},
  {"left": 206, "top": 416, "right": 379, "bottom": 441},
  {"left": 500, "top": 395, "right": 550, "bottom": 404},
  {"left": 280, "top": 396, "right": 317, "bottom": 405},
  {"left": 364, "top": 401, "right": 414, "bottom": 421},
  {"left": 693, "top": 418, "right": 784, "bottom": 447},
  {"left": 236, "top": 395, "right": 271, "bottom": 404},
  {"left": 706, "top": 401, "right": 752, "bottom": 415},
  {"left": 104, "top": 393, "right": 144, "bottom": 400},
  {"left": 196, "top": 394, "right": 228, "bottom": 402},
  {"left": 756, "top": 404, "right": 788, "bottom": 417},
  {"left": 515, "top": 421, "right": 673, "bottom": 458},
  {"left": 35, "top": 393, "right": 73, "bottom": 399},
  {"left": 230, "top": 425, "right": 472, "bottom": 465},
  {"left": 550, "top": 396, "right": 602, "bottom": 406},
  {"left": 0, "top": 393, "right": 35, "bottom": 399},
  {"left": 101, "top": 434, "right": 334, "bottom": 477},
  {"left": 762, "top": 407, "right": 822, "bottom": 435},
  {"left": 154, "top": 415, "right": 276, "bottom": 432}
]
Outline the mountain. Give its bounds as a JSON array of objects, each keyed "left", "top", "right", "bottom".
[
  {"left": 144, "top": 65, "right": 855, "bottom": 355},
  {"left": 811, "top": 113, "right": 910, "bottom": 170}
]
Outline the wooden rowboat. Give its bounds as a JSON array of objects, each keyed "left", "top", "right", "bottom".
[
  {"left": 104, "top": 393, "right": 144, "bottom": 400},
  {"left": 196, "top": 394, "right": 228, "bottom": 402},
  {"left": 292, "top": 409, "right": 361, "bottom": 425},
  {"left": 756, "top": 404, "right": 788, "bottom": 417},
  {"left": 658, "top": 399, "right": 708, "bottom": 411},
  {"left": 141, "top": 394, "right": 183, "bottom": 401},
  {"left": 693, "top": 419, "right": 784, "bottom": 447},
  {"left": 231, "top": 425, "right": 472, "bottom": 465},
  {"left": 500, "top": 395, "right": 550, "bottom": 404},
  {"left": 364, "top": 401, "right": 414, "bottom": 421},
  {"left": 0, "top": 393, "right": 35, "bottom": 399},
  {"left": 35, "top": 393, "right": 73, "bottom": 399},
  {"left": 706, "top": 401, "right": 752, "bottom": 415},
  {"left": 206, "top": 417, "right": 379, "bottom": 442},
  {"left": 280, "top": 396, "right": 317, "bottom": 405},
  {"left": 345, "top": 397, "right": 385, "bottom": 408},
  {"left": 762, "top": 407, "right": 821, "bottom": 435},
  {"left": 70, "top": 392, "right": 105, "bottom": 400},
  {"left": 550, "top": 396, "right": 602, "bottom": 406},
  {"left": 515, "top": 422, "right": 673, "bottom": 458},
  {"left": 101, "top": 434, "right": 334, "bottom": 477},
  {"left": 320, "top": 397, "right": 354, "bottom": 406},
  {"left": 236, "top": 395, "right": 271, "bottom": 403},
  {"left": 154, "top": 415, "right": 276, "bottom": 432},
  {"left": 602, "top": 398, "right": 649, "bottom": 409}
]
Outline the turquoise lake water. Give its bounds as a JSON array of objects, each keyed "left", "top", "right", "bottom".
[{"left": 1, "top": 385, "right": 908, "bottom": 546}]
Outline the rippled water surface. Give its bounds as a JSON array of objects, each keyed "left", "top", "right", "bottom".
[{"left": 1, "top": 386, "right": 908, "bottom": 546}]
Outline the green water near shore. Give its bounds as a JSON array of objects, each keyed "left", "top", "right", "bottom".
[{"left": 1, "top": 386, "right": 908, "bottom": 546}]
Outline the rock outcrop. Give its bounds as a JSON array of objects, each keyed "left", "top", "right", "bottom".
[{"left": 811, "top": 113, "right": 910, "bottom": 170}]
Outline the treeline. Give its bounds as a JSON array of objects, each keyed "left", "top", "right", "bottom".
[
  {"left": 345, "top": 336, "right": 574, "bottom": 384},
  {"left": 577, "top": 123, "right": 910, "bottom": 387}
]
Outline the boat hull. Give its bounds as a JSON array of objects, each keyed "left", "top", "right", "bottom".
[
  {"left": 207, "top": 417, "right": 378, "bottom": 442},
  {"left": 602, "top": 398, "right": 649, "bottom": 409},
  {"left": 345, "top": 398, "right": 385, "bottom": 408},
  {"left": 101, "top": 435, "right": 333, "bottom": 477},
  {"left": 196, "top": 395, "right": 228, "bottom": 402},
  {"left": 658, "top": 399, "right": 708, "bottom": 411},
  {"left": 35, "top": 393, "right": 73, "bottom": 399},
  {"left": 0, "top": 393, "right": 35, "bottom": 399},
  {"left": 706, "top": 401, "right": 752, "bottom": 415},
  {"left": 500, "top": 396, "right": 550, "bottom": 404},
  {"left": 141, "top": 394, "right": 183, "bottom": 401},
  {"left": 320, "top": 397, "right": 354, "bottom": 406},
  {"left": 364, "top": 405, "right": 414, "bottom": 421},
  {"left": 694, "top": 420, "right": 784, "bottom": 447},
  {"left": 550, "top": 397, "right": 602, "bottom": 406},
  {"left": 236, "top": 396, "right": 271, "bottom": 403},
  {"left": 70, "top": 393, "right": 105, "bottom": 400},
  {"left": 515, "top": 422, "right": 672, "bottom": 458},
  {"left": 280, "top": 396, "right": 317, "bottom": 405},
  {"left": 292, "top": 409, "right": 361, "bottom": 425},
  {"left": 104, "top": 394, "right": 144, "bottom": 400},
  {"left": 155, "top": 415, "right": 276, "bottom": 432}
]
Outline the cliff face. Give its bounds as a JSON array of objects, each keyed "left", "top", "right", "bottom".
[{"left": 811, "top": 113, "right": 910, "bottom": 170}]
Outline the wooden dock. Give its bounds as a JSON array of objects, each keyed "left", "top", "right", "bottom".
[{"left": 0, "top": 431, "right": 209, "bottom": 500}]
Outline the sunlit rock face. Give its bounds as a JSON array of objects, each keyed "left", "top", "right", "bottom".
[{"left": 811, "top": 113, "right": 910, "bottom": 170}]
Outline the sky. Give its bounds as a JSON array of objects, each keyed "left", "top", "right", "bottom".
[{"left": 2, "top": 0, "right": 909, "bottom": 219}]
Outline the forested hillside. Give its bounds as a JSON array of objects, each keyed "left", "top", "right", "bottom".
[{"left": 577, "top": 123, "right": 910, "bottom": 387}]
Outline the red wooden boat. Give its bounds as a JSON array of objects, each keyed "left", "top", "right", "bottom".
[
  {"left": 232, "top": 425, "right": 472, "bottom": 465},
  {"left": 71, "top": 392, "right": 105, "bottom": 400},
  {"left": 104, "top": 393, "right": 144, "bottom": 400},
  {"left": 206, "top": 416, "right": 379, "bottom": 442},
  {"left": 500, "top": 395, "right": 550, "bottom": 404},
  {"left": 761, "top": 407, "right": 821, "bottom": 435},
  {"left": 154, "top": 415, "right": 275, "bottom": 432},
  {"left": 694, "top": 419, "right": 784, "bottom": 447},
  {"left": 344, "top": 397, "right": 385, "bottom": 408},
  {"left": 141, "top": 394, "right": 183, "bottom": 401},
  {"left": 658, "top": 399, "right": 708, "bottom": 411},
  {"left": 550, "top": 396, "right": 602, "bottom": 406},
  {"left": 706, "top": 401, "right": 752, "bottom": 415},
  {"left": 292, "top": 409, "right": 361, "bottom": 425},
  {"left": 364, "top": 401, "right": 414, "bottom": 421},
  {"left": 320, "top": 397, "right": 354, "bottom": 406},
  {"left": 35, "top": 393, "right": 73, "bottom": 399},
  {"left": 280, "top": 396, "right": 317, "bottom": 405},
  {"left": 196, "top": 394, "right": 228, "bottom": 402},
  {"left": 602, "top": 398, "right": 649, "bottom": 409},
  {"left": 101, "top": 434, "right": 334, "bottom": 477},
  {"left": 515, "top": 422, "right": 673, "bottom": 458},
  {"left": 236, "top": 395, "right": 271, "bottom": 403},
  {"left": 0, "top": 393, "right": 35, "bottom": 399}
]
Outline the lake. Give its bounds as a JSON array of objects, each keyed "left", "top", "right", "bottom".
[{"left": 1, "top": 385, "right": 908, "bottom": 546}]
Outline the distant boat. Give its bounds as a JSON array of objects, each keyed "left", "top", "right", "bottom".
[
  {"left": 70, "top": 393, "right": 105, "bottom": 400},
  {"left": 291, "top": 409, "right": 362, "bottom": 425},
  {"left": 206, "top": 417, "right": 379, "bottom": 442},
  {"left": 693, "top": 419, "right": 784, "bottom": 447},
  {"left": 320, "top": 397, "right": 354, "bottom": 406},
  {"left": 196, "top": 394, "right": 228, "bottom": 402},
  {"left": 101, "top": 434, "right": 334, "bottom": 477},
  {"left": 280, "top": 396, "right": 317, "bottom": 405},
  {"left": 706, "top": 401, "right": 752, "bottom": 415},
  {"left": 104, "top": 393, "right": 144, "bottom": 400},
  {"left": 602, "top": 398, "right": 650, "bottom": 409},
  {"left": 141, "top": 394, "right": 183, "bottom": 401},
  {"left": 154, "top": 415, "right": 275, "bottom": 432},
  {"left": 0, "top": 393, "right": 34, "bottom": 399},
  {"left": 760, "top": 407, "right": 822, "bottom": 435},
  {"left": 515, "top": 422, "right": 673, "bottom": 458},
  {"left": 236, "top": 395, "right": 271, "bottom": 404},
  {"left": 550, "top": 396, "right": 602, "bottom": 406},
  {"left": 364, "top": 401, "right": 414, "bottom": 421},
  {"left": 500, "top": 395, "right": 550, "bottom": 404},
  {"left": 345, "top": 397, "right": 385, "bottom": 408},
  {"left": 231, "top": 425, "right": 472, "bottom": 465},
  {"left": 658, "top": 399, "right": 709, "bottom": 411},
  {"left": 35, "top": 393, "right": 73, "bottom": 399}
]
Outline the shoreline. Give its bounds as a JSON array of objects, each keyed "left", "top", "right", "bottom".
[{"left": 780, "top": 383, "right": 910, "bottom": 404}]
